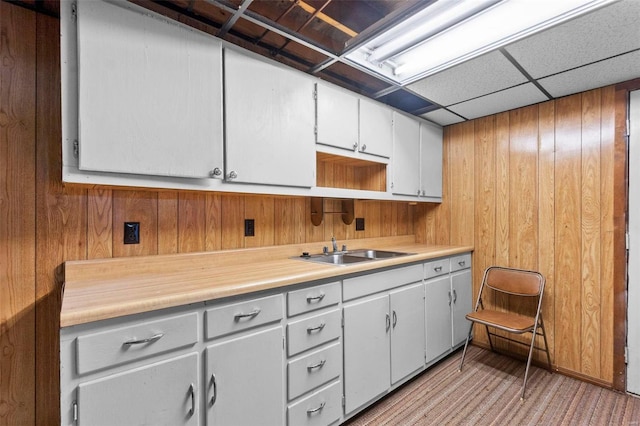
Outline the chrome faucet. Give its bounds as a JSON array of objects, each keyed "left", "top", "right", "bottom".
[{"left": 331, "top": 236, "right": 338, "bottom": 252}]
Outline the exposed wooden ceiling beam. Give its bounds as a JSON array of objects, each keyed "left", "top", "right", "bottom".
[{"left": 294, "top": 0, "right": 358, "bottom": 38}]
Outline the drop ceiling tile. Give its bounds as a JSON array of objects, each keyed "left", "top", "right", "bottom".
[
  {"left": 420, "top": 109, "right": 465, "bottom": 126},
  {"left": 505, "top": 0, "right": 640, "bottom": 79},
  {"left": 448, "top": 83, "right": 548, "bottom": 120},
  {"left": 539, "top": 49, "right": 640, "bottom": 98},
  {"left": 407, "top": 50, "right": 528, "bottom": 107}
]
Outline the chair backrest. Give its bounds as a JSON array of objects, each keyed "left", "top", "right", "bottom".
[{"left": 483, "top": 266, "right": 544, "bottom": 297}]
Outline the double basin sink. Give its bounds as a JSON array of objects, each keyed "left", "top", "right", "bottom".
[{"left": 296, "top": 249, "right": 413, "bottom": 266}]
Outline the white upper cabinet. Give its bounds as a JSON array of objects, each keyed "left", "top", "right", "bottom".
[
  {"left": 392, "top": 112, "right": 421, "bottom": 196},
  {"left": 76, "top": 0, "right": 223, "bottom": 178},
  {"left": 359, "top": 98, "right": 393, "bottom": 158},
  {"left": 420, "top": 122, "right": 444, "bottom": 199},
  {"left": 224, "top": 49, "right": 316, "bottom": 188},
  {"left": 316, "top": 82, "right": 359, "bottom": 152}
]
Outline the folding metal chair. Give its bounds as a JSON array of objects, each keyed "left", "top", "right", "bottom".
[{"left": 458, "top": 266, "right": 552, "bottom": 400}]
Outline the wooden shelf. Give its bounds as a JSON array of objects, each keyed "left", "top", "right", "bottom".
[{"left": 316, "top": 152, "right": 387, "bottom": 192}]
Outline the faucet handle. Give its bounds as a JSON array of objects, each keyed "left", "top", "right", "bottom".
[
  {"left": 342, "top": 245, "right": 347, "bottom": 252},
  {"left": 323, "top": 246, "right": 329, "bottom": 254}
]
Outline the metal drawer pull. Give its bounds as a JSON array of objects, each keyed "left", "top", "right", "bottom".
[
  {"left": 188, "top": 383, "right": 195, "bottom": 416},
  {"left": 306, "top": 293, "right": 326, "bottom": 303},
  {"left": 123, "top": 333, "right": 164, "bottom": 346},
  {"left": 307, "top": 359, "right": 326, "bottom": 371},
  {"left": 307, "top": 401, "right": 326, "bottom": 415},
  {"left": 306, "top": 323, "right": 326, "bottom": 334},
  {"left": 448, "top": 292, "right": 452, "bottom": 306},
  {"left": 234, "top": 309, "right": 261, "bottom": 321},
  {"left": 392, "top": 311, "right": 397, "bottom": 328},
  {"left": 453, "top": 289, "right": 458, "bottom": 304},
  {"left": 209, "top": 374, "right": 217, "bottom": 406},
  {"left": 434, "top": 266, "right": 442, "bottom": 272},
  {"left": 386, "top": 313, "right": 391, "bottom": 331},
  {"left": 458, "top": 260, "right": 466, "bottom": 266}
]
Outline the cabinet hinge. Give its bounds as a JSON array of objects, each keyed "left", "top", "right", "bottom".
[
  {"left": 626, "top": 119, "right": 631, "bottom": 138},
  {"left": 72, "top": 400, "right": 78, "bottom": 422},
  {"left": 627, "top": 232, "right": 631, "bottom": 251},
  {"left": 314, "top": 125, "right": 318, "bottom": 136},
  {"left": 73, "top": 140, "right": 79, "bottom": 159},
  {"left": 313, "top": 86, "right": 317, "bottom": 100},
  {"left": 71, "top": 2, "right": 77, "bottom": 22},
  {"left": 341, "top": 315, "right": 344, "bottom": 328},
  {"left": 342, "top": 395, "right": 345, "bottom": 408},
  {"left": 625, "top": 346, "right": 629, "bottom": 364},
  {"left": 283, "top": 336, "right": 285, "bottom": 350}
]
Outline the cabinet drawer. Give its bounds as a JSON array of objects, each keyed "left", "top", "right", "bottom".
[
  {"left": 76, "top": 312, "right": 198, "bottom": 375},
  {"left": 343, "top": 264, "right": 422, "bottom": 301},
  {"left": 205, "top": 294, "right": 282, "bottom": 340},
  {"left": 288, "top": 281, "right": 341, "bottom": 317},
  {"left": 450, "top": 253, "right": 472, "bottom": 272},
  {"left": 287, "top": 309, "right": 341, "bottom": 356},
  {"left": 288, "top": 380, "right": 342, "bottom": 426},
  {"left": 424, "top": 258, "right": 451, "bottom": 280},
  {"left": 288, "top": 342, "right": 341, "bottom": 400}
]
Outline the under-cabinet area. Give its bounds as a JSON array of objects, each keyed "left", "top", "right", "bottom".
[
  {"left": 60, "top": 0, "right": 443, "bottom": 203},
  {"left": 60, "top": 242, "right": 472, "bottom": 425}
]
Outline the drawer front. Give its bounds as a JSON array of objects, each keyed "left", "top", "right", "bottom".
[
  {"left": 343, "top": 264, "right": 422, "bottom": 301},
  {"left": 288, "top": 281, "right": 341, "bottom": 317},
  {"left": 287, "top": 308, "right": 341, "bottom": 356},
  {"left": 424, "top": 258, "right": 451, "bottom": 280},
  {"left": 450, "top": 253, "right": 472, "bottom": 272},
  {"left": 288, "top": 380, "right": 342, "bottom": 426},
  {"left": 205, "top": 294, "right": 283, "bottom": 340},
  {"left": 288, "top": 342, "right": 342, "bottom": 400},
  {"left": 76, "top": 312, "right": 198, "bottom": 375}
]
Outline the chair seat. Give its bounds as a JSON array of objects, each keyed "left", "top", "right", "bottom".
[{"left": 466, "top": 310, "right": 535, "bottom": 333}]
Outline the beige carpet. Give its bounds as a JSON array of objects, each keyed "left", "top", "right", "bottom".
[{"left": 344, "top": 345, "right": 640, "bottom": 425}]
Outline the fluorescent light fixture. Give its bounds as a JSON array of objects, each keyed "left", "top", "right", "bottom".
[{"left": 345, "top": 0, "right": 618, "bottom": 85}]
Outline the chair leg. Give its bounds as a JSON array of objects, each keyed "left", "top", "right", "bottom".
[
  {"left": 521, "top": 326, "right": 538, "bottom": 400},
  {"left": 539, "top": 316, "right": 553, "bottom": 373},
  {"left": 485, "top": 325, "right": 494, "bottom": 351},
  {"left": 458, "top": 322, "right": 474, "bottom": 372}
]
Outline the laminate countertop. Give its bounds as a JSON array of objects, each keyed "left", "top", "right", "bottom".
[{"left": 61, "top": 236, "right": 473, "bottom": 327}]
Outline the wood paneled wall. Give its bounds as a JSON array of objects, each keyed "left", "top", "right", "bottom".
[{"left": 416, "top": 85, "right": 630, "bottom": 388}]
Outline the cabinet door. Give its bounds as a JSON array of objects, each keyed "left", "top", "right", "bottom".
[
  {"left": 420, "top": 122, "right": 443, "bottom": 198},
  {"left": 225, "top": 49, "right": 315, "bottom": 187},
  {"left": 451, "top": 269, "right": 473, "bottom": 347},
  {"left": 392, "top": 112, "right": 421, "bottom": 196},
  {"left": 316, "top": 82, "right": 359, "bottom": 151},
  {"left": 77, "top": 353, "right": 198, "bottom": 426},
  {"left": 359, "top": 98, "right": 393, "bottom": 158},
  {"left": 343, "top": 294, "right": 390, "bottom": 414},
  {"left": 390, "top": 283, "right": 425, "bottom": 384},
  {"left": 425, "top": 275, "right": 453, "bottom": 363},
  {"left": 76, "top": 0, "right": 223, "bottom": 178},
  {"left": 206, "top": 325, "right": 284, "bottom": 426}
]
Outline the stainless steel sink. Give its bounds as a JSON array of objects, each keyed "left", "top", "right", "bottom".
[
  {"left": 347, "top": 249, "right": 414, "bottom": 259},
  {"left": 294, "top": 249, "right": 413, "bottom": 266}
]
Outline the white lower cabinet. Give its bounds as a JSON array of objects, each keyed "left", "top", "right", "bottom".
[
  {"left": 205, "top": 325, "right": 285, "bottom": 426},
  {"left": 390, "top": 283, "right": 426, "bottom": 384},
  {"left": 77, "top": 353, "right": 199, "bottom": 426}
]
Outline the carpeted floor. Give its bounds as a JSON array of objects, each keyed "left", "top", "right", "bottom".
[{"left": 344, "top": 345, "right": 640, "bottom": 425}]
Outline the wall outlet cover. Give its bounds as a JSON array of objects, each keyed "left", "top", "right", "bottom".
[
  {"left": 355, "top": 218, "right": 365, "bottom": 231},
  {"left": 124, "top": 222, "right": 140, "bottom": 244},
  {"left": 244, "top": 219, "right": 255, "bottom": 237}
]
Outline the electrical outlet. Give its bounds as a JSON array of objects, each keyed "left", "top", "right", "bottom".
[
  {"left": 244, "top": 219, "right": 255, "bottom": 237},
  {"left": 355, "top": 217, "right": 365, "bottom": 231},
  {"left": 124, "top": 222, "right": 140, "bottom": 244}
]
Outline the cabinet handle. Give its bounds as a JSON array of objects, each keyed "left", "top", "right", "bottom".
[
  {"left": 386, "top": 313, "right": 391, "bottom": 332},
  {"left": 417, "top": 189, "right": 421, "bottom": 196},
  {"left": 209, "top": 374, "right": 217, "bottom": 406},
  {"left": 188, "top": 383, "right": 195, "bottom": 416},
  {"left": 434, "top": 266, "right": 442, "bottom": 272},
  {"left": 227, "top": 170, "right": 238, "bottom": 180},
  {"left": 307, "top": 401, "right": 326, "bottom": 415},
  {"left": 453, "top": 289, "right": 457, "bottom": 304},
  {"left": 306, "top": 323, "right": 326, "bottom": 334},
  {"left": 306, "top": 293, "right": 326, "bottom": 303},
  {"left": 458, "top": 260, "right": 466, "bottom": 267},
  {"left": 209, "top": 167, "right": 222, "bottom": 178},
  {"left": 392, "top": 311, "right": 397, "bottom": 328},
  {"left": 123, "top": 332, "right": 164, "bottom": 346},
  {"left": 448, "top": 291, "right": 452, "bottom": 306},
  {"left": 306, "top": 359, "right": 326, "bottom": 372},
  {"left": 360, "top": 144, "right": 367, "bottom": 152},
  {"left": 234, "top": 309, "right": 261, "bottom": 321},
  {"left": 353, "top": 142, "right": 358, "bottom": 152}
]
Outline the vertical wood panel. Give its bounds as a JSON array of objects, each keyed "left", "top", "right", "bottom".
[
  {"left": 205, "top": 193, "right": 222, "bottom": 252},
  {"left": 245, "top": 195, "right": 275, "bottom": 248},
  {"left": 581, "top": 89, "right": 602, "bottom": 377},
  {"left": 449, "top": 122, "right": 474, "bottom": 245},
  {"left": 555, "top": 94, "right": 583, "bottom": 372},
  {"left": 538, "top": 101, "right": 556, "bottom": 364},
  {"left": 157, "top": 191, "right": 178, "bottom": 254},
  {"left": 221, "top": 194, "right": 245, "bottom": 249},
  {"left": 599, "top": 85, "right": 616, "bottom": 383},
  {"left": 112, "top": 190, "right": 158, "bottom": 257},
  {"left": 87, "top": 189, "right": 112, "bottom": 259},
  {"left": 1, "top": 3, "right": 36, "bottom": 424},
  {"left": 434, "top": 127, "right": 451, "bottom": 245},
  {"left": 178, "top": 192, "right": 206, "bottom": 252},
  {"left": 274, "top": 197, "right": 305, "bottom": 245}
]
